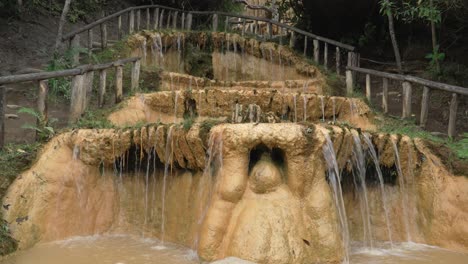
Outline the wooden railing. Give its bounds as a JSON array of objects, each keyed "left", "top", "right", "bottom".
[
  {"left": 61, "top": 5, "right": 358, "bottom": 75},
  {"left": 0, "top": 57, "right": 141, "bottom": 148},
  {"left": 346, "top": 66, "right": 468, "bottom": 137}
]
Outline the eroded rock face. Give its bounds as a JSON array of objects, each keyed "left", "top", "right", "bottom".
[
  {"left": 198, "top": 124, "right": 342, "bottom": 263},
  {"left": 108, "top": 90, "right": 375, "bottom": 131},
  {"left": 3, "top": 124, "right": 468, "bottom": 264}
]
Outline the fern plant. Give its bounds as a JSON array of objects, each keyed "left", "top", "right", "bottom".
[{"left": 17, "top": 108, "right": 57, "bottom": 142}]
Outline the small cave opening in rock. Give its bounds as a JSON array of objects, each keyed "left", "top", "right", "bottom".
[
  {"left": 248, "top": 144, "right": 287, "bottom": 182},
  {"left": 113, "top": 144, "right": 164, "bottom": 176},
  {"left": 184, "top": 97, "right": 198, "bottom": 119},
  {"left": 340, "top": 160, "right": 398, "bottom": 193}
]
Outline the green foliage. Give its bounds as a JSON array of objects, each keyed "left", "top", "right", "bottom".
[
  {"left": 182, "top": 116, "right": 195, "bottom": 131},
  {"left": 425, "top": 45, "right": 445, "bottom": 74},
  {"left": 0, "top": 142, "right": 41, "bottom": 182},
  {"left": 73, "top": 109, "right": 116, "bottom": 129},
  {"left": 47, "top": 48, "right": 85, "bottom": 100},
  {"left": 449, "top": 133, "right": 468, "bottom": 159},
  {"left": 17, "top": 108, "right": 57, "bottom": 142}
]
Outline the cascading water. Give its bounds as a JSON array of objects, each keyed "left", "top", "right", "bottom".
[
  {"left": 351, "top": 133, "right": 373, "bottom": 248},
  {"left": 161, "top": 126, "right": 174, "bottom": 244},
  {"left": 391, "top": 140, "right": 411, "bottom": 242},
  {"left": 174, "top": 93, "right": 179, "bottom": 123},
  {"left": 191, "top": 132, "right": 223, "bottom": 257},
  {"left": 362, "top": 133, "right": 394, "bottom": 247},
  {"left": 323, "top": 134, "right": 350, "bottom": 263},
  {"left": 303, "top": 95, "right": 307, "bottom": 122}
]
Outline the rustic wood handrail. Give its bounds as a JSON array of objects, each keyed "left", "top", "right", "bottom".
[
  {"left": 346, "top": 65, "right": 467, "bottom": 137},
  {"left": 0, "top": 57, "right": 140, "bottom": 85},
  {"left": 346, "top": 66, "right": 468, "bottom": 96},
  {"left": 0, "top": 57, "right": 141, "bottom": 148},
  {"left": 62, "top": 5, "right": 355, "bottom": 51}
]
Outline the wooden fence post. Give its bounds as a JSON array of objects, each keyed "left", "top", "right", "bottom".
[
  {"left": 212, "top": 14, "right": 218, "bottom": 32},
  {"left": 100, "top": 22, "right": 108, "bottom": 50},
  {"left": 166, "top": 11, "right": 171, "bottom": 29},
  {"left": 304, "top": 36, "right": 308, "bottom": 56},
  {"left": 87, "top": 29, "right": 93, "bottom": 58},
  {"left": 402, "top": 81, "right": 412, "bottom": 118},
  {"left": 71, "top": 34, "right": 80, "bottom": 66},
  {"left": 70, "top": 74, "right": 85, "bottom": 122},
  {"left": 131, "top": 60, "right": 141, "bottom": 91},
  {"left": 115, "top": 66, "right": 123, "bottom": 103},
  {"left": 420, "top": 86, "right": 430, "bottom": 128},
  {"left": 83, "top": 71, "right": 94, "bottom": 108},
  {"left": 0, "top": 86, "right": 5, "bottom": 149},
  {"left": 225, "top": 16, "right": 229, "bottom": 32},
  {"left": 37, "top": 80, "right": 48, "bottom": 123},
  {"left": 118, "top": 15, "right": 122, "bottom": 40},
  {"left": 382, "top": 78, "right": 389, "bottom": 113},
  {"left": 146, "top": 8, "right": 150, "bottom": 29},
  {"left": 313, "top": 39, "right": 319, "bottom": 63},
  {"left": 98, "top": 69, "right": 107, "bottom": 108},
  {"left": 129, "top": 10, "right": 135, "bottom": 34},
  {"left": 154, "top": 8, "right": 159, "bottom": 29},
  {"left": 346, "top": 70, "right": 354, "bottom": 95},
  {"left": 324, "top": 43, "right": 328, "bottom": 70},
  {"left": 136, "top": 9, "right": 141, "bottom": 31},
  {"left": 186, "top": 13, "right": 192, "bottom": 30},
  {"left": 181, "top": 13, "right": 185, "bottom": 30},
  {"left": 289, "top": 31, "right": 295, "bottom": 49},
  {"left": 173, "top": 11, "right": 178, "bottom": 29},
  {"left": 336, "top": 47, "right": 341, "bottom": 75},
  {"left": 448, "top": 93, "right": 458, "bottom": 137},
  {"left": 365, "top": 74, "right": 371, "bottom": 101},
  {"left": 36, "top": 80, "right": 48, "bottom": 140},
  {"left": 159, "top": 9, "right": 165, "bottom": 29}
]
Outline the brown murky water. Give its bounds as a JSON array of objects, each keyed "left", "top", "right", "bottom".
[
  {"left": 0, "top": 235, "right": 197, "bottom": 264},
  {"left": 2, "top": 237, "right": 467, "bottom": 264}
]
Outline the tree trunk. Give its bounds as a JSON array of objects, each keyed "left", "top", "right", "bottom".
[
  {"left": 386, "top": 9, "right": 403, "bottom": 73},
  {"left": 430, "top": 0, "right": 440, "bottom": 73},
  {"left": 54, "top": 0, "right": 73, "bottom": 53}
]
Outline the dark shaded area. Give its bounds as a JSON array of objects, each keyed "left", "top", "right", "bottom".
[{"left": 248, "top": 144, "right": 287, "bottom": 179}]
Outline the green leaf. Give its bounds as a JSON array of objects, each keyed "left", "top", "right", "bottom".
[{"left": 17, "top": 107, "right": 41, "bottom": 119}]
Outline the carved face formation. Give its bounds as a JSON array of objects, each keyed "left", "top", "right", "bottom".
[{"left": 198, "top": 132, "right": 342, "bottom": 264}]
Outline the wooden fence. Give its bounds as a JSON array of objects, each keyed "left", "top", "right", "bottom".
[
  {"left": 346, "top": 66, "right": 468, "bottom": 137},
  {"left": 61, "top": 5, "right": 358, "bottom": 75},
  {"left": 0, "top": 57, "right": 141, "bottom": 148}
]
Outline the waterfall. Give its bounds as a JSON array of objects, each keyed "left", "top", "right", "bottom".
[
  {"left": 322, "top": 134, "right": 350, "bottom": 263},
  {"left": 192, "top": 132, "right": 224, "bottom": 255},
  {"left": 362, "top": 133, "right": 394, "bottom": 247},
  {"left": 174, "top": 92, "right": 179, "bottom": 123},
  {"left": 391, "top": 140, "right": 411, "bottom": 242},
  {"left": 144, "top": 146, "right": 151, "bottom": 229},
  {"left": 351, "top": 133, "right": 373, "bottom": 248},
  {"left": 161, "top": 126, "right": 174, "bottom": 244},
  {"left": 320, "top": 96, "right": 325, "bottom": 122},
  {"left": 303, "top": 95, "right": 307, "bottom": 122}
]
